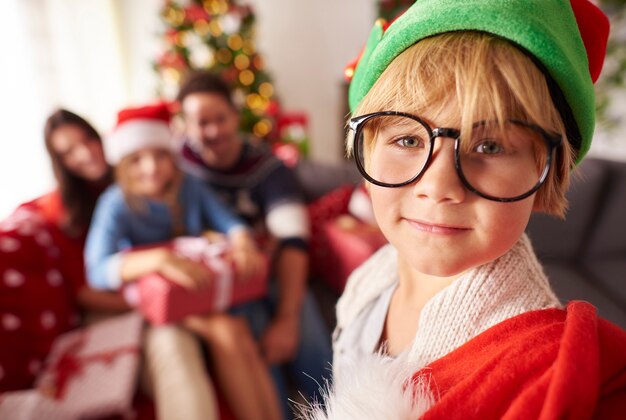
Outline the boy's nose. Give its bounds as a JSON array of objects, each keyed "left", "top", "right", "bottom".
[{"left": 411, "top": 139, "right": 466, "bottom": 203}]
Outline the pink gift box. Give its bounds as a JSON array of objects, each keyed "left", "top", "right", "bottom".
[
  {"left": 127, "top": 237, "right": 269, "bottom": 325},
  {"left": 0, "top": 389, "right": 74, "bottom": 420},
  {"left": 0, "top": 312, "right": 143, "bottom": 420}
]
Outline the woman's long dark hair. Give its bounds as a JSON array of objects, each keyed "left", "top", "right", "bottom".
[{"left": 44, "top": 109, "right": 113, "bottom": 234}]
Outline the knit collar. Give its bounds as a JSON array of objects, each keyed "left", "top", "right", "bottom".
[
  {"left": 408, "top": 233, "right": 561, "bottom": 367},
  {"left": 336, "top": 233, "right": 561, "bottom": 368}
]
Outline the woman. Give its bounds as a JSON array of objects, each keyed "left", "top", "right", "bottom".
[
  {"left": 0, "top": 109, "right": 126, "bottom": 393},
  {"left": 40, "top": 109, "right": 128, "bottom": 313}
]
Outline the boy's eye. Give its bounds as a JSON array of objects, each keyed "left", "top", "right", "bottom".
[
  {"left": 474, "top": 139, "right": 504, "bottom": 155},
  {"left": 395, "top": 136, "right": 424, "bottom": 148}
]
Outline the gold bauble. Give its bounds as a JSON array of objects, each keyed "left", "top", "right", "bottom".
[
  {"left": 259, "top": 82, "right": 274, "bottom": 98},
  {"left": 246, "top": 93, "right": 262, "bottom": 109},
  {"left": 204, "top": 0, "right": 228, "bottom": 15},
  {"left": 239, "top": 70, "right": 255, "bottom": 86},
  {"left": 209, "top": 20, "right": 222, "bottom": 37},
  {"left": 253, "top": 119, "right": 273, "bottom": 137},
  {"left": 227, "top": 34, "right": 243, "bottom": 51},
  {"left": 164, "top": 7, "right": 185, "bottom": 26},
  {"left": 234, "top": 54, "right": 250, "bottom": 70},
  {"left": 193, "top": 20, "right": 211, "bottom": 36}
]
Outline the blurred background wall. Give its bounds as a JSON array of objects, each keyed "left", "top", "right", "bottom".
[{"left": 0, "top": 0, "right": 623, "bottom": 218}]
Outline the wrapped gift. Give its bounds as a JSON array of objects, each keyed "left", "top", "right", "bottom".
[
  {"left": 0, "top": 389, "right": 74, "bottom": 420},
  {"left": 128, "top": 237, "right": 269, "bottom": 325},
  {"left": 0, "top": 312, "right": 142, "bottom": 419},
  {"left": 319, "top": 215, "right": 388, "bottom": 293}
]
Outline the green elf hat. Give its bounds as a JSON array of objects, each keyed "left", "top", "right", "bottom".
[{"left": 346, "top": 0, "right": 610, "bottom": 163}]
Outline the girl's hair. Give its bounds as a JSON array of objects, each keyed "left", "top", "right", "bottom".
[
  {"left": 44, "top": 109, "right": 113, "bottom": 233},
  {"left": 349, "top": 32, "right": 574, "bottom": 218},
  {"left": 115, "top": 151, "right": 186, "bottom": 236}
]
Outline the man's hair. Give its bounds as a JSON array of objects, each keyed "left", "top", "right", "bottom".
[
  {"left": 177, "top": 71, "right": 234, "bottom": 107},
  {"left": 348, "top": 32, "right": 574, "bottom": 218}
]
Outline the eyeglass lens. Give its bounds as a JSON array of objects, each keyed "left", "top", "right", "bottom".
[{"left": 355, "top": 115, "right": 549, "bottom": 200}]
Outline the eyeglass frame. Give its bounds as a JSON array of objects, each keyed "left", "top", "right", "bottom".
[{"left": 349, "top": 111, "right": 563, "bottom": 203}]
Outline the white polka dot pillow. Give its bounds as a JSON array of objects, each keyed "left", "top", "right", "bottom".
[{"left": 0, "top": 206, "right": 76, "bottom": 392}]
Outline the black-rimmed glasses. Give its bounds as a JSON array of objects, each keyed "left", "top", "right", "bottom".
[{"left": 349, "top": 111, "right": 562, "bottom": 202}]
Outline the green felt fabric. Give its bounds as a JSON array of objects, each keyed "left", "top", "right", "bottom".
[{"left": 349, "top": 0, "right": 594, "bottom": 161}]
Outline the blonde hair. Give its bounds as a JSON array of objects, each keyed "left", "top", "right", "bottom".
[
  {"left": 115, "top": 151, "right": 186, "bottom": 236},
  {"left": 348, "top": 32, "right": 574, "bottom": 218}
]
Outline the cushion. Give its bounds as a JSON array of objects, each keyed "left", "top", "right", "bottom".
[
  {"left": 307, "top": 185, "right": 355, "bottom": 280},
  {"left": 526, "top": 158, "right": 609, "bottom": 260},
  {"left": 583, "top": 259, "right": 626, "bottom": 308},
  {"left": 542, "top": 262, "right": 626, "bottom": 329},
  {"left": 584, "top": 159, "right": 626, "bottom": 257},
  {"left": 0, "top": 205, "right": 78, "bottom": 391}
]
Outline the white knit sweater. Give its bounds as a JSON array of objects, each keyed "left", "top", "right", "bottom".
[{"left": 301, "top": 234, "right": 561, "bottom": 420}]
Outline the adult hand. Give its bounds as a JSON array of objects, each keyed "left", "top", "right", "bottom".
[
  {"left": 158, "top": 250, "right": 213, "bottom": 291},
  {"left": 228, "top": 231, "right": 265, "bottom": 282},
  {"left": 260, "top": 314, "right": 299, "bottom": 364}
]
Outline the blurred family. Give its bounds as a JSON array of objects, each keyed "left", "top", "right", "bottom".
[{"left": 1, "top": 71, "right": 331, "bottom": 420}]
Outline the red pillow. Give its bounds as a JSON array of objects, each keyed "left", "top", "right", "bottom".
[
  {"left": 307, "top": 184, "right": 355, "bottom": 279},
  {"left": 0, "top": 205, "right": 78, "bottom": 391}
]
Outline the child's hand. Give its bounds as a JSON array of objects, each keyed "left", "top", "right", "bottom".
[
  {"left": 158, "top": 250, "right": 213, "bottom": 291},
  {"left": 228, "top": 230, "right": 264, "bottom": 282}
]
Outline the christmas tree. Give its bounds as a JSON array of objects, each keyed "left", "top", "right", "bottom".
[
  {"left": 377, "top": 0, "right": 414, "bottom": 22},
  {"left": 155, "top": 0, "right": 294, "bottom": 145}
]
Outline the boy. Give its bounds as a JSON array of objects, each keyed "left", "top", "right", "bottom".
[{"left": 308, "top": 0, "right": 626, "bottom": 418}]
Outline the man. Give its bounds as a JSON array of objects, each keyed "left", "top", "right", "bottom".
[{"left": 176, "top": 71, "right": 331, "bottom": 415}]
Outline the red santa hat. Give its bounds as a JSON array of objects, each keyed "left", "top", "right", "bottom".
[{"left": 104, "top": 102, "right": 173, "bottom": 165}]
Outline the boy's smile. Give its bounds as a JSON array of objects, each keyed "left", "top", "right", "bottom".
[{"left": 404, "top": 218, "right": 472, "bottom": 235}]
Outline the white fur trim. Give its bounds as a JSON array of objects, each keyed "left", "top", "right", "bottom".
[
  {"left": 295, "top": 353, "right": 434, "bottom": 420},
  {"left": 104, "top": 119, "right": 172, "bottom": 164},
  {"left": 266, "top": 203, "right": 310, "bottom": 239}
]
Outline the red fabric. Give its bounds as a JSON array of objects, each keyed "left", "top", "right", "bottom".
[
  {"left": 0, "top": 195, "right": 79, "bottom": 391},
  {"left": 116, "top": 102, "right": 171, "bottom": 126},
  {"left": 569, "top": 0, "right": 610, "bottom": 83},
  {"left": 31, "top": 191, "right": 90, "bottom": 297},
  {"left": 307, "top": 185, "right": 356, "bottom": 280},
  {"left": 319, "top": 216, "right": 388, "bottom": 293},
  {"left": 414, "top": 301, "right": 626, "bottom": 419}
]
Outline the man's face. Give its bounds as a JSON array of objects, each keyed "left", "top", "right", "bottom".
[{"left": 182, "top": 92, "right": 241, "bottom": 168}]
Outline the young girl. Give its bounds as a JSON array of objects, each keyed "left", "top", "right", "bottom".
[
  {"left": 309, "top": 0, "right": 626, "bottom": 418},
  {"left": 85, "top": 103, "right": 282, "bottom": 420}
]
